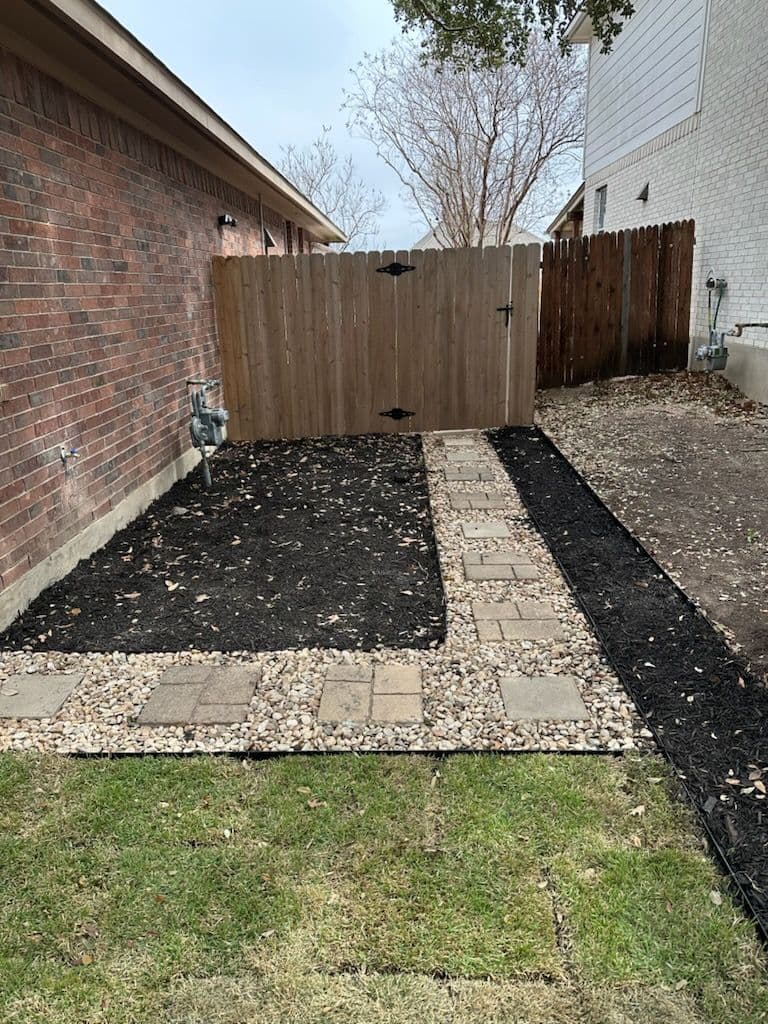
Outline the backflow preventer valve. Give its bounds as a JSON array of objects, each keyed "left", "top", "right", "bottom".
[{"left": 187, "top": 378, "right": 229, "bottom": 489}]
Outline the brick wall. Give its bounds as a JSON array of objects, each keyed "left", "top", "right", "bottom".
[
  {"left": 0, "top": 47, "right": 306, "bottom": 601},
  {"left": 581, "top": 0, "right": 768, "bottom": 378}
]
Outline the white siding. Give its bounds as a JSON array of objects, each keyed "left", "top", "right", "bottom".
[
  {"left": 583, "top": 0, "right": 708, "bottom": 178},
  {"left": 581, "top": 0, "right": 768, "bottom": 403}
]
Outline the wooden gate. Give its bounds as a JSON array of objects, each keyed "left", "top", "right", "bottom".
[
  {"left": 538, "top": 220, "right": 695, "bottom": 388},
  {"left": 213, "top": 245, "right": 540, "bottom": 440}
]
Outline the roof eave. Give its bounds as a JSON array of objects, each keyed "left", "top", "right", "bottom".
[
  {"left": 1, "top": 0, "right": 346, "bottom": 242},
  {"left": 563, "top": 11, "right": 594, "bottom": 44}
]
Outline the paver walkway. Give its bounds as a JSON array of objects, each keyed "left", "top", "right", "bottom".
[{"left": 0, "top": 431, "right": 642, "bottom": 754}]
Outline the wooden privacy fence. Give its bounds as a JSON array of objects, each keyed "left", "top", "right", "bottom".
[
  {"left": 538, "top": 220, "right": 695, "bottom": 388},
  {"left": 213, "top": 245, "right": 540, "bottom": 441}
]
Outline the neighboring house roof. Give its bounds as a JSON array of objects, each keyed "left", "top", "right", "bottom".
[
  {"left": 0, "top": 0, "right": 346, "bottom": 243},
  {"left": 413, "top": 222, "right": 544, "bottom": 248},
  {"left": 546, "top": 183, "right": 585, "bottom": 237},
  {"left": 563, "top": 12, "right": 593, "bottom": 43}
]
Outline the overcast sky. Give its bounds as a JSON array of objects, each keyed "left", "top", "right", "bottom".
[{"left": 101, "top": 0, "right": 575, "bottom": 247}]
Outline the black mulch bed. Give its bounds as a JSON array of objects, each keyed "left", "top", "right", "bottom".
[
  {"left": 3, "top": 434, "right": 446, "bottom": 654},
  {"left": 489, "top": 425, "right": 768, "bottom": 937}
]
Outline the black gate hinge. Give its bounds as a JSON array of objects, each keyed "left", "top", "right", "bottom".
[
  {"left": 377, "top": 262, "right": 415, "bottom": 277},
  {"left": 379, "top": 407, "right": 414, "bottom": 420}
]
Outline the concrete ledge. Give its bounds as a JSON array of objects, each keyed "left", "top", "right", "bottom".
[
  {"left": 0, "top": 447, "right": 200, "bottom": 635},
  {"left": 722, "top": 340, "right": 768, "bottom": 405}
]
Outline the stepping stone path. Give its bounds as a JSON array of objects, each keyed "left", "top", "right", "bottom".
[
  {"left": 137, "top": 665, "right": 259, "bottom": 725},
  {"left": 319, "top": 663, "right": 423, "bottom": 724},
  {"left": 0, "top": 673, "right": 82, "bottom": 719},
  {"left": 500, "top": 675, "right": 588, "bottom": 721},
  {"left": 449, "top": 491, "right": 506, "bottom": 510},
  {"left": 462, "top": 551, "right": 539, "bottom": 581},
  {"left": 472, "top": 600, "right": 563, "bottom": 641},
  {"left": 0, "top": 428, "right": 640, "bottom": 754}
]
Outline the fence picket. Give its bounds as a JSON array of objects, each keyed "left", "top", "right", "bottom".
[{"left": 538, "top": 220, "right": 695, "bottom": 388}]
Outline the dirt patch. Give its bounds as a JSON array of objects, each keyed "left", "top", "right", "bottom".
[
  {"left": 489, "top": 424, "right": 768, "bottom": 936},
  {"left": 2, "top": 434, "right": 446, "bottom": 654},
  {"left": 537, "top": 373, "right": 768, "bottom": 681}
]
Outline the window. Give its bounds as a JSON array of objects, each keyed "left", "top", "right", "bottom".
[{"left": 595, "top": 186, "right": 608, "bottom": 232}]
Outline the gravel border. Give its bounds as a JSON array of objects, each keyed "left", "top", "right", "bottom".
[{"left": 0, "top": 433, "right": 644, "bottom": 754}]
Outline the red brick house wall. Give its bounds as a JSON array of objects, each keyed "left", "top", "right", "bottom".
[{"left": 0, "top": 47, "right": 304, "bottom": 602}]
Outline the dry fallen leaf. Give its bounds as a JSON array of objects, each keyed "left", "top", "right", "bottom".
[
  {"left": 195, "top": 594, "right": 210, "bottom": 603},
  {"left": 165, "top": 581, "right": 179, "bottom": 592},
  {"left": 710, "top": 890, "right": 723, "bottom": 906},
  {"left": 629, "top": 805, "right": 646, "bottom": 817},
  {"left": 307, "top": 799, "right": 328, "bottom": 809}
]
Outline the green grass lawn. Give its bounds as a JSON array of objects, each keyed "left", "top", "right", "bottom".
[{"left": 1, "top": 753, "right": 765, "bottom": 1023}]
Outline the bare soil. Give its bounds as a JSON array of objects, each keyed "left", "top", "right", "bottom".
[{"left": 537, "top": 373, "right": 768, "bottom": 681}]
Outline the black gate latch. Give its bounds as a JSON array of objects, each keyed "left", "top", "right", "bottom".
[
  {"left": 377, "top": 262, "right": 415, "bottom": 277},
  {"left": 496, "top": 302, "right": 514, "bottom": 326},
  {"left": 380, "top": 407, "right": 414, "bottom": 420}
]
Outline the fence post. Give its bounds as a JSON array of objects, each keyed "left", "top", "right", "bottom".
[{"left": 619, "top": 230, "right": 632, "bottom": 376}]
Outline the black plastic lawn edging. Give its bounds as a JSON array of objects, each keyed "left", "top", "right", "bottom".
[
  {"left": 488, "top": 425, "right": 768, "bottom": 942},
  {"left": 61, "top": 747, "right": 626, "bottom": 762}
]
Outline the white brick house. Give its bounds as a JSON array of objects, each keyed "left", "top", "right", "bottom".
[{"left": 567, "top": 0, "right": 768, "bottom": 402}]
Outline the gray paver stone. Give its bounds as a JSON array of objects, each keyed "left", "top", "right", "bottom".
[
  {"left": 475, "top": 620, "right": 503, "bottom": 641},
  {"left": 0, "top": 673, "right": 81, "bottom": 720},
  {"left": 449, "top": 493, "right": 472, "bottom": 510},
  {"left": 500, "top": 675, "right": 588, "bottom": 721},
  {"left": 461, "top": 521, "right": 510, "bottom": 539},
  {"left": 499, "top": 620, "right": 564, "bottom": 641},
  {"left": 192, "top": 703, "right": 251, "bottom": 724},
  {"left": 371, "top": 693, "right": 423, "bottom": 723},
  {"left": 201, "top": 674, "right": 257, "bottom": 705},
  {"left": 513, "top": 564, "right": 539, "bottom": 580},
  {"left": 318, "top": 680, "right": 370, "bottom": 722},
  {"left": 445, "top": 468, "right": 494, "bottom": 482},
  {"left": 138, "top": 684, "right": 205, "bottom": 725},
  {"left": 473, "top": 601, "right": 520, "bottom": 620},
  {"left": 516, "top": 601, "right": 557, "bottom": 620},
  {"left": 481, "top": 551, "right": 533, "bottom": 565},
  {"left": 325, "top": 664, "right": 373, "bottom": 683},
  {"left": 158, "top": 665, "right": 213, "bottom": 685},
  {"left": 464, "top": 563, "right": 516, "bottom": 581},
  {"left": 374, "top": 664, "right": 422, "bottom": 694},
  {"left": 445, "top": 450, "right": 487, "bottom": 463}
]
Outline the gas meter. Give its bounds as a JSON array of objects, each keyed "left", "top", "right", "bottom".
[
  {"left": 694, "top": 331, "right": 729, "bottom": 372},
  {"left": 187, "top": 378, "right": 229, "bottom": 489}
]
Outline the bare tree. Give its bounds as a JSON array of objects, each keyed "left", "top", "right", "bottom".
[
  {"left": 345, "top": 34, "right": 585, "bottom": 246},
  {"left": 280, "top": 128, "right": 386, "bottom": 251}
]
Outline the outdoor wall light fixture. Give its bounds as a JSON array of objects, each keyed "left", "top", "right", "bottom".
[
  {"left": 636, "top": 182, "right": 649, "bottom": 202},
  {"left": 218, "top": 213, "right": 237, "bottom": 227}
]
